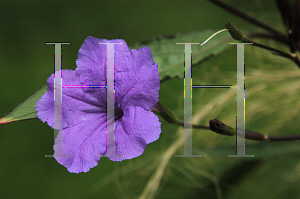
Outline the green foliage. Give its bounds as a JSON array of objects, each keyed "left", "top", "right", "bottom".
[
  {"left": 1, "top": 1, "right": 300, "bottom": 199},
  {"left": 131, "top": 29, "right": 232, "bottom": 82},
  {"left": 0, "top": 29, "right": 232, "bottom": 125}
]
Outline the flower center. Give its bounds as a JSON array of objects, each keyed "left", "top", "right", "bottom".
[{"left": 115, "top": 102, "right": 124, "bottom": 121}]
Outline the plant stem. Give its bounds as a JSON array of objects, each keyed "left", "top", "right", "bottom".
[
  {"left": 244, "top": 36, "right": 300, "bottom": 68},
  {"left": 208, "top": 0, "right": 285, "bottom": 38},
  {"left": 176, "top": 120, "right": 210, "bottom": 130},
  {"left": 247, "top": 32, "right": 290, "bottom": 46},
  {"left": 152, "top": 102, "right": 300, "bottom": 142},
  {"left": 251, "top": 40, "right": 292, "bottom": 59},
  {"left": 226, "top": 23, "right": 300, "bottom": 68},
  {"left": 209, "top": 119, "right": 300, "bottom": 142},
  {"left": 287, "top": 27, "right": 297, "bottom": 53}
]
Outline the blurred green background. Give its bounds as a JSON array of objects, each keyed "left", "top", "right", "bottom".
[{"left": 1, "top": 0, "right": 300, "bottom": 198}]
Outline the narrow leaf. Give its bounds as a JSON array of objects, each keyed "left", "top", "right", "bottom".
[{"left": 0, "top": 84, "right": 47, "bottom": 125}]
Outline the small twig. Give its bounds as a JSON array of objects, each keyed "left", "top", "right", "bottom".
[
  {"left": 152, "top": 102, "right": 300, "bottom": 142},
  {"left": 246, "top": 32, "right": 290, "bottom": 46},
  {"left": 208, "top": 0, "right": 286, "bottom": 38},
  {"left": 287, "top": 27, "right": 297, "bottom": 53},
  {"left": 246, "top": 35, "right": 300, "bottom": 68},
  {"left": 209, "top": 0, "right": 300, "bottom": 66},
  {"left": 226, "top": 23, "right": 300, "bottom": 68},
  {"left": 250, "top": 40, "right": 293, "bottom": 59},
  {"left": 177, "top": 120, "right": 210, "bottom": 130},
  {"left": 268, "top": 135, "right": 300, "bottom": 141},
  {"left": 285, "top": 26, "right": 300, "bottom": 66},
  {"left": 209, "top": 119, "right": 300, "bottom": 142}
]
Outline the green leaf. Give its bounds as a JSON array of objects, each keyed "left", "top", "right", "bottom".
[
  {"left": 130, "top": 29, "right": 232, "bottom": 81},
  {"left": 0, "top": 84, "right": 47, "bottom": 125},
  {"left": 1, "top": 30, "right": 232, "bottom": 125}
]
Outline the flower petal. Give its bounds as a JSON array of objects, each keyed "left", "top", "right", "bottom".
[
  {"left": 36, "top": 69, "right": 107, "bottom": 129},
  {"left": 109, "top": 106, "right": 161, "bottom": 161},
  {"left": 115, "top": 46, "right": 160, "bottom": 111},
  {"left": 37, "top": 36, "right": 162, "bottom": 173},
  {"left": 35, "top": 83, "right": 55, "bottom": 128},
  {"left": 75, "top": 36, "right": 131, "bottom": 88},
  {"left": 54, "top": 114, "right": 107, "bottom": 174}
]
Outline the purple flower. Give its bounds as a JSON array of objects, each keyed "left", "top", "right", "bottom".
[{"left": 36, "top": 36, "right": 161, "bottom": 173}]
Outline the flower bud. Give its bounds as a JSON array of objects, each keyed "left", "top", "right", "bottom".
[
  {"left": 209, "top": 119, "right": 236, "bottom": 136},
  {"left": 225, "top": 23, "right": 244, "bottom": 41}
]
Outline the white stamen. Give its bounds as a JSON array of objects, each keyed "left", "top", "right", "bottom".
[{"left": 200, "top": 29, "right": 228, "bottom": 46}]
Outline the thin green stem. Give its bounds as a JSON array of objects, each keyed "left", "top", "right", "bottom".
[
  {"left": 209, "top": 119, "right": 300, "bottom": 142},
  {"left": 245, "top": 36, "right": 300, "bottom": 68},
  {"left": 208, "top": 0, "right": 285, "bottom": 38},
  {"left": 226, "top": 23, "right": 300, "bottom": 68},
  {"left": 246, "top": 32, "right": 289, "bottom": 46},
  {"left": 152, "top": 102, "right": 300, "bottom": 142},
  {"left": 177, "top": 120, "right": 210, "bottom": 130},
  {"left": 287, "top": 27, "right": 297, "bottom": 53},
  {"left": 251, "top": 40, "right": 292, "bottom": 59}
]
